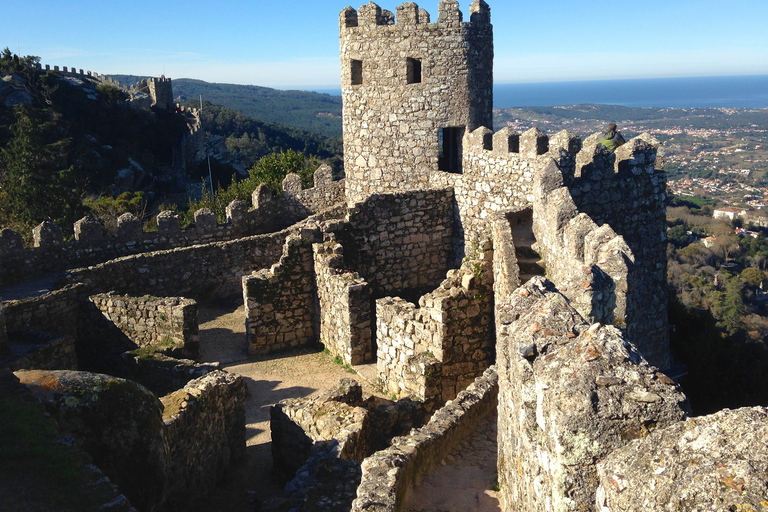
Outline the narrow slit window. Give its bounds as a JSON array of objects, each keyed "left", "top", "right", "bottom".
[
  {"left": 406, "top": 58, "right": 422, "bottom": 84},
  {"left": 350, "top": 59, "right": 363, "bottom": 85},
  {"left": 438, "top": 127, "right": 464, "bottom": 174}
]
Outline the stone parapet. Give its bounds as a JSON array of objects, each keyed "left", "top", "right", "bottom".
[
  {"left": 596, "top": 407, "right": 768, "bottom": 511},
  {"left": 351, "top": 367, "right": 498, "bottom": 512},
  {"left": 0, "top": 174, "right": 345, "bottom": 288},
  {"left": 496, "top": 277, "right": 688, "bottom": 512}
]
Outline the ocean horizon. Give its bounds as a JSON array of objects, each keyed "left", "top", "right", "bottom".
[{"left": 308, "top": 74, "right": 768, "bottom": 109}]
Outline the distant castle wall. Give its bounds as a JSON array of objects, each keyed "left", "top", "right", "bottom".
[
  {"left": 340, "top": 1, "right": 493, "bottom": 203},
  {"left": 0, "top": 171, "right": 345, "bottom": 288}
]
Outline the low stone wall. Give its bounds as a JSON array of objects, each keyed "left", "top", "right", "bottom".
[
  {"left": 3, "top": 284, "right": 83, "bottom": 338},
  {"left": 89, "top": 293, "right": 198, "bottom": 359},
  {"left": 244, "top": 227, "right": 321, "bottom": 356},
  {"left": 375, "top": 244, "right": 494, "bottom": 404},
  {"left": 313, "top": 237, "right": 373, "bottom": 365},
  {"left": 161, "top": 370, "right": 250, "bottom": 510},
  {"left": 596, "top": 407, "right": 768, "bottom": 511},
  {"left": 351, "top": 367, "right": 498, "bottom": 512},
  {"left": 271, "top": 379, "right": 371, "bottom": 479},
  {"left": 121, "top": 354, "right": 219, "bottom": 397},
  {"left": 65, "top": 230, "right": 287, "bottom": 300},
  {"left": 495, "top": 277, "right": 688, "bottom": 512}
]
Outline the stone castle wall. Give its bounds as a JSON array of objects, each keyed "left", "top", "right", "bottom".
[
  {"left": 0, "top": 170, "right": 344, "bottom": 287},
  {"left": 339, "top": 188, "right": 455, "bottom": 296},
  {"left": 89, "top": 294, "right": 199, "bottom": 359},
  {"left": 532, "top": 135, "right": 669, "bottom": 367},
  {"left": 432, "top": 127, "right": 554, "bottom": 258},
  {"left": 340, "top": 1, "right": 493, "bottom": 203},
  {"left": 244, "top": 228, "right": 321, "bottom": 356}
]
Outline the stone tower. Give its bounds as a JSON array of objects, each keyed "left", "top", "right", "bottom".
[
  {"left": 148, "top": 76, "right": 174, "bottom": 111},
  {"left": 339, "top": 0, "right": 493, "bottom": 203}
]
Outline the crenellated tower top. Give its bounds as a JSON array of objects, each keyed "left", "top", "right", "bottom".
[{"left": 339, "top": 1, "right": 493, "bottom": 203}]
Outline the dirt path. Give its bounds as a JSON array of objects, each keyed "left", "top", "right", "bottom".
[
  {"left": 192, "top": 304, "right": 382, "bottom": 511},
  {"left": 403, "top": 412, "right": 500, "bottom": 512}
]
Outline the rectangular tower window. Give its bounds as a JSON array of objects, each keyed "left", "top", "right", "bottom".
[
  {"left": 406, "top": 58, "right": 422, "bottom": 84},
  {"left": 350, "top": 59, "right": 363, "bottom": 85},
  {"left": 438, "top": 127, "right": 464, "bottom": 174}
]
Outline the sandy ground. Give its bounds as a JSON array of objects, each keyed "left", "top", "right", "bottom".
[{"left": 192, "top": 303, "right": 382, "bottom": 511}]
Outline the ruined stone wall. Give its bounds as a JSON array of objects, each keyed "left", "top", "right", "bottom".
[
  {"left": 340, "top": 1, "right": 493, "bottom": 203},
  {"left": 340, "top": 188, "right": 455, "bottom": 296},
  {"left": 3, "top": 284, "right": 83, "bottom": 337},
  {"left": 244, "top": 228, "right": 321, "bottom": 356},
  {"left": 271, "top": 394, "right": 370, "bottom": 479},
  {"left": 6, "top": 334, "right": 78, "bottom": 371},
  {"left": 495, "top": 277, "right": 688, "bottom": 512},
  {"left": 351, "top": 367, "right": 497, "bottom": 512},
  {"left": 532, "top": 135, "right": 669, "bottom": 367},
  {"left": 376, "top": 245, "right": 494, "bottom": 404},
  {"left": 0, "top": 175, "right": 345, "bottom": 287},
  {"left": 313, "top": 237, "right": 373, "bottom": 365},
  {"left": 161, "top": 370, "right": 250, "bottom": 510},
  {"left": 89, "top": 294, "right": 199, "bottom": 359}
]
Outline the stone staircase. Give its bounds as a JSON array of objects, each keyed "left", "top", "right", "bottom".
[{"left": 511, "top": 220, "right": 545, "bottom": 283}]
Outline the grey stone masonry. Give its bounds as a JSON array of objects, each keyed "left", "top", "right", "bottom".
[
  {"left": 340, "top": 1, "right": 493, "bottom": 203},
  {"left": 533, "top": 134, "right": 669, "bottom": 367},
  {"left": 339, "top": 188, "right": 455, "bottom": 296},
  {"left": 271, "top": 385, "right": 371, "bottom": 479},
  {"left": 375, "top": 241, "right": 494, "bottom": 405},
  {"left": 496, "top": 277, "right": 688, "bottom": 512},
  {"left": 161, "top": 370, "right": 250, "bottom": 510},
  {"left": 313, "top": 236, "right": 373, "bottom": 365},
  {"left": 596, "top": 407, "right": 768, "bottom": 512}
]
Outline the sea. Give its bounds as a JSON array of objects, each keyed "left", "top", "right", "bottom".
[{"left": 309, "top": 75, "right": 768, "bottom": 109}]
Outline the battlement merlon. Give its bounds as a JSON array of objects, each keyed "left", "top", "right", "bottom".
[{"left": 340, "top": 1, "right": 491, "bottom": 29}]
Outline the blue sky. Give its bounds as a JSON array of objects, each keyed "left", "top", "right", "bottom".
[{"left": 3, "top": 0, "right": 767, "bottom": 89}]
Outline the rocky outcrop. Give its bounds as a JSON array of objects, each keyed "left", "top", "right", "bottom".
[{"left": 14, "top": 370, "right": 168, "bottom": 512}]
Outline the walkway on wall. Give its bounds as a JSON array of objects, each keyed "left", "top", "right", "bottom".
[{"left": 403, "top": 411, "right": 500, "bottom": 512}]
